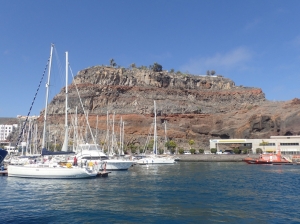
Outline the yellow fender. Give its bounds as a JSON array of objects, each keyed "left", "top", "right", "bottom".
[{"left": 66, "top": 163, "right": 72, "bottom": 168}]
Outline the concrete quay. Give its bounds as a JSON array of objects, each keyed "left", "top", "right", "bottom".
[{"left": 175, "top": 154, "right": 260, "bottom": 162}]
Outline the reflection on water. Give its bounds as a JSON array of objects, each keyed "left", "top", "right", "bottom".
[{"left": 1, "top": 162, "right": 300, "bottom": 223}]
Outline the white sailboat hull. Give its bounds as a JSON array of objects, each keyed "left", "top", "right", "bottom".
[{"left": 7, "top": 165, "right": 97, "bottom": 179}]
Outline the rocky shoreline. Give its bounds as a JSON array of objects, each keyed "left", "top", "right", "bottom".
[{"left": 175, "top": 154, "right": 260, "bottom": 162}]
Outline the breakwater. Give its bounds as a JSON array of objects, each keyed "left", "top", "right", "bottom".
[{"left": 175, "top": 154, "right": 260, "bottom": 162}]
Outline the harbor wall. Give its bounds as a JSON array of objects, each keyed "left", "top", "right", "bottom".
[{"left": 175, "top": 154, "right": 260, "bottom": 162}]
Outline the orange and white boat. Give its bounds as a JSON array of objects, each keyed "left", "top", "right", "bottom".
[{"left": 243, "top": 150, "right": 291, "bottom": 165}]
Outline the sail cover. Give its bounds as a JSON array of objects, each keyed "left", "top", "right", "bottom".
[{"left": 41, "top": 148, "right": 75, "bottom": 156}]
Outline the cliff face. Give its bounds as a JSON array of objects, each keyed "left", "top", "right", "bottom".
[{"left": 43, "top": 66, "right": 300, "bottom": 150}]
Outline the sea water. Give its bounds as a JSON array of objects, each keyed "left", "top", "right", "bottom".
[{"left": 1, "top": 162, "right": 300, "bottom": 223}]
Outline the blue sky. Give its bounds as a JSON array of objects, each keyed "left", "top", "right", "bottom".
[{"left": 1, "top": 0, "right": 300, "bottom": 117}]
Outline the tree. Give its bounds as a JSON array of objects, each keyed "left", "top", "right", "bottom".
[
  {"left": 127, "top": 143, "right": 137, "bottom": 154},
  {"left": 211, "top": 70, "right": 216, "bottom": 76},
  {"left": 256, "top": 148, "right": 263, "bottom": 154},
  {"left": 170, "top": 68, "right": 175, "bottom": 73},
  {"left": 233, "top": 148, "right": 240, "bottom": 154},
  {"left": 139, "top": 65, "right": 147, "bottom": 70},
  {"left": 206, "top": 70, "right": 210, "bottom": 76},
  {"left": 151, "top": 62, "right": 162, "bottom": 72},
  {"left": 260, "top": 140, "right": 269, "bottom": 153},
  {"left": 242, "top": 149, "right": 248, "bottom": 154},
  {"left": 130, "top": 63, "right": 136, "bottom": 69},
  {"left": 110, "top": 58, "right": 117, "bottom": 67},
  {"left": 147, "top": 139, "right": 154, "bottom": 151},
  {"left": 188, "top": 139, "right": 195, "bottom": 149},
  {"left": 198, "top": 149, "right": 204, "bottom": 154},
  {"left": 165, "top": 140, "right": 177, "bottom": 154},
  {"left": 211, "top": 148, "right": 217, "bottom": 154},
  {"left": 190, "top": 148, "right": 196, "bottom": 154},
  {"left": 139, "top": 147, "right": 144, "bottom": 153},
  {"left": 178, "top": 148, "right": 184, "bottom": 154}
]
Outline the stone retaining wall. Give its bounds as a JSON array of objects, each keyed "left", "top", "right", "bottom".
[{"left": 175, "top": 154, "right": 260, "bottom": 162}]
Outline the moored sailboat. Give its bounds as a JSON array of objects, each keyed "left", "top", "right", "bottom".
[
  {"left": 8, "top": 45, "right": 97, "bottom": 178},
  {"left": 136, "top": 101, "right": 175, "bottom": 165}
]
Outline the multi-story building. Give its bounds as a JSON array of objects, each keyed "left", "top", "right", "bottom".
[{"left": 0, "top": 124, "right": 18, "bottom": 141}]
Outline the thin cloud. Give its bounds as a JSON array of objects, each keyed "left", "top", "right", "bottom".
[
  {"left": 180, "top": 47, "right": 253, "bottom": 74},
  {"left": 150, "top": 52, "right": 172, "bottom": 62},
  {"left": 244, "top": 18, "right": 261, "bottom": 31},
  {"left": 290, "top": 35, "right": 300, "bottom": 48}
]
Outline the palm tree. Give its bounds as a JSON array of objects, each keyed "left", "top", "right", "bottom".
[
  {"left": 188, "top": 139, "right": 195, "bottom": 149},
  {"left": 110, "top": 58, "right": 117, "bottom": 67}
]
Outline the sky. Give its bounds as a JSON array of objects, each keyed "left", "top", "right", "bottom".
[{"left": 1, "top": 0, "right": 300, "bottom": 117}]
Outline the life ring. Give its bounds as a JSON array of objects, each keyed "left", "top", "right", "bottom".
[{"left": 88, "top": 161, "right": 94, "bottom": 167}]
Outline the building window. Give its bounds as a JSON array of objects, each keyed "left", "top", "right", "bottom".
[
  {"left": 259, "top": 143, "right": 275, "bottom": 146},
  {"left": 280, "top": 143, "right": 299, "bottom": 146}
]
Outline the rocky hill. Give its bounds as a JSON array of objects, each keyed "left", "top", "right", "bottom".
[{"left": 40, "top": 66, "right": 300, "bottom": 150}]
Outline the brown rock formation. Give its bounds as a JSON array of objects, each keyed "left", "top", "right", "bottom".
[{"left": 41, "top": 66, "right": 300, "bottom": 150}]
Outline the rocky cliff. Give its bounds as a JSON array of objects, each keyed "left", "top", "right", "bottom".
[{"left": 41, "top": 66, "right": 300, "bottom": 150}]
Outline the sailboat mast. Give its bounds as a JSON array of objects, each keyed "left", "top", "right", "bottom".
[
  {"left": 96, "top": 115, "right": 99, "bottom": 144},
  {"left": 164, "top": 121, "right": 167, "bottom": 154},
  {"left": 112, "top": 112, "right": 115, "bottom": 155},
  {"left": 42, "top": 43, "right": 54, "bottom": 149},
  {"left": 61, "top": 51, "right": 69, "bottom": 152},
  {"left": 65, "top": 51, "right": 68, "bottom": 142},
  {"left": 119, "top": 117, "right": 122, "bottom": 155},
  {"left": 106, "top": 111, "right": 109, "bottom": 152},
  {"left": 122, "top": 121, "right": 124, "bottom": 155},
  {"left": 153, "top": 101, "right": 157, "bottom": 155}
]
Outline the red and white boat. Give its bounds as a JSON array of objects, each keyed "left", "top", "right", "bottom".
[{"left": 243, "top": 150, "right": 291, "bottom": 165}]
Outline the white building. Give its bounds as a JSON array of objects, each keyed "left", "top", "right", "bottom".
[
  {"left": 0, "top": 124, "right": 18, "bottom": 141},
  {"left": 209, "top": 136, "right": 300, "bottom": 155}
]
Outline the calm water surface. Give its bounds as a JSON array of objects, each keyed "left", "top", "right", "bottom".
[{"left": 1, "top": 162, "right": 300, "bottom": 223}]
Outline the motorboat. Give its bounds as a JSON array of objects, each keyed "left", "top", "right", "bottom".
[
  {"left": 243, "top": 150, "right": 291, "bottom": 165},
  {"left": 136, "top": 155, "right": 175, "bottom": 165},
  {"left": 70, "top": 144, "right": 134, "bottom": 171}
]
